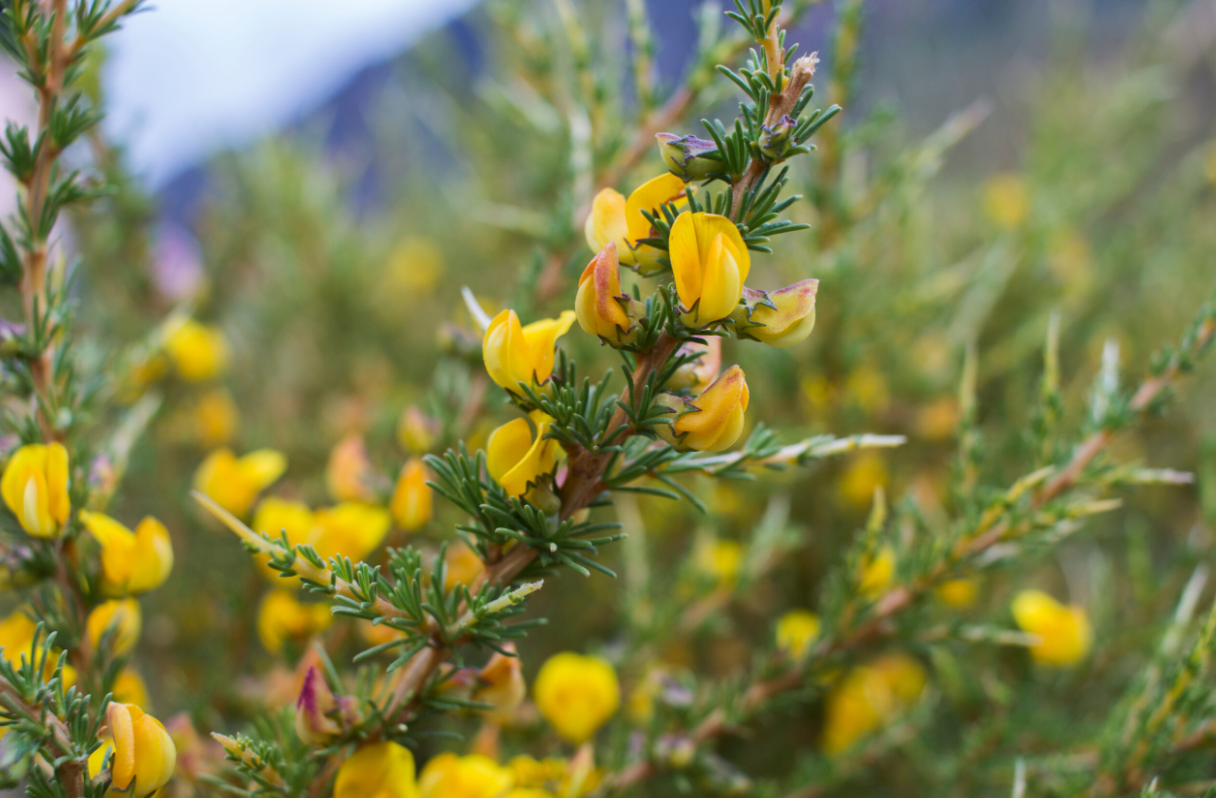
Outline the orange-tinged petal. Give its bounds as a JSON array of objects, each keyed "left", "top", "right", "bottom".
[
  {"left": 575, "top": 243, "right": 633, "bottom": 341},
  {"left": 674, "top": 366, "right": 749, "bottom": 452},
  {"left": 108, "top": 702, "right": 137, "bottom": 790}
]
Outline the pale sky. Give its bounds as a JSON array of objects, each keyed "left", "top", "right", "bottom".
[{"left": 103, "top": 0, "right": 481, "bottom": 186}]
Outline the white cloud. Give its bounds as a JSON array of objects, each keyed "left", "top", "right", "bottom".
[{"left": 103, "top": 0, "right": 480, "bottom": 186}]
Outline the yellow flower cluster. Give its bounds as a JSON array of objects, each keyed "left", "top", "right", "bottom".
[{"left": 822, "top": 653, "right": 926, "bottom": 754}]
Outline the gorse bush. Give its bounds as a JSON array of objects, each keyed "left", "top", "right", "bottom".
[{"left": 1, "top": 0, "right": 1215, "bottom": 796}]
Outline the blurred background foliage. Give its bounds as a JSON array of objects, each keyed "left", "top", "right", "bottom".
[{"left": 53, "top": 0, "right": 1216, "bottom": 793}]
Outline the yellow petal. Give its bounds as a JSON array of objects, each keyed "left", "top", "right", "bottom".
[
  {"left": 240, "top": 450, "right": 288, "bottom": 490},
  {"left": 520, "top": 311, "right": 576, "bottom": 385},
  {"left": 129, "top": 517, "right": 174, "bottom": 593},
  {"left": 624, "top": 173, "right": 687, "bottom": 245},
  {"left": 108, "top": 702, "right": 137, "bottom": 790},
  {"left": 584, "top": 188, "right": 629, "bottom": 260}
]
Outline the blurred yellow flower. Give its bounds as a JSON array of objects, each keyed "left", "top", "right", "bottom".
[
  {"left": 845, "top": 363, "right": 890, "bottom": 415},
  {"left": 165, "top": 318, "right": 229, "bottom": 382},
  {"left": 483, "top": 309, "right": 576, "bottom": 393},
  {"left": 191, "top": 388, "right": 239, "bottom": 446},
  {"left": 585, "top": 173, "right": 688, "bottom": 273},
  {"left": 776, "top": 610, "right": 821, "bottom": 658},
  {"left": 486, "top": 411, "right": 561, "bottom": 498},
  {"left": 384, "top": 237, "right": 444, "bottom": 296},
  {"left": 1011, "top": 589, "right": 1092, "bottom": 667},
  {"left": 81, "top": 511, "right": 174, "bottom": 596},
  {"left": 326, "top": 433, "right": 377, "bottom": 503},
  {"left": 444, "top": 542, "right": 485, "bottom": 591},
  {"left": 88, "top": 702, "right": 176, "bottom": 798},
  {"left": 663, "top": 366, "right": 749, "bottom": 453},
  {"left": 475, "top": 645, "right": 526, "bottom": 724},
  {"left": 312, "top": 503, "right": 392, "bottom": 563},
  {"left": 335, "top": 741, "right": 418, "bottom": 798},
  {"left": 257, "top": 590, "right": 331, "bottom": 654},
  {"left": 695, "top": 538, "right": 744, "bottom": 589},
  {"left": 194, "top": 448, "right": 287, "bottom": 519},
  {"left": 507, "top": 756, "right": 569, "bottom": 790},
  {"left": 87, "top": 598, "right": 142, "bottom": 657},
  {"left": 669, "top": 212, "right": 750, "bottom": 325},
  {"left": 1, "top": 442, "right": 70, "bottom": 538},
  {"left": 983, "top": 173, "right": 1029, "bottom": 230},
  {"left": 419, "top": 752, "right": 513, "bottom": 798},
  {"left": 858, "top": 545, "right": 896, "bottom": 597},
  {"left": 533, "top": 652, "right": 620, "bottom": 744},
  {"left": 0, "top": 608, "right": 74, "bottom": 685},
  {"left": 398, "top": 406, "right": 440, "bottom": 454},
  {"left": 936, "top": 578, "right": 978, "bottom": 609},
  {"left": 391, "top": 458, "right": 432, "bottom": 532},
  {"left": 113, "top": 668, "right": 150, "bottom": 708},
  {"left": 840, "top": 453, "right": 888, "bottom": 509},
  {"left": 822, "top": 653, "right": 926, "bottom": 754}
]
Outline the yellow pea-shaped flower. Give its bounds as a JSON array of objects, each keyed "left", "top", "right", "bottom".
[
  {"left": 419, "top": 752, "right": 514, "bottom": 798},
  {"left": 312, "top": 502, "right": 391, "bottom": 563},
  {"left": 251, "top": 497, "right": 315, "bottom": 578},
  {"left": 1011, "top": 589, "right": 1092, "bottom": 667},
  {"left": 88, "top": 703, "right": 176, "bottom": 798},
  {"left": 87, "top": 598, "right": 142, "bottom": 657},
  {"left": 585, "top": 173, "right": 688, "bottom": 273},
  {"left": 334, "top": 741, "right": 418, "bottom": 798},
  {"left": 669, "top": 212, "right": 750, "bottom": 325},
  {"left": 1, "top": 442, "right": 70, "bottom": 538},
  {"left": 482, "top": 309, "right": 576, "bottom": 393},
  {"left": 164, "top": 318, "right": 228, "bottom": 382},
  {"left": 257, "top": 590, "right": 332, "bottom": 654},
  {"left": 486, "top": 411, "right": 561, "bottom": 498},
  {"left": 390, "top": 458, "right": 432, "bottom": 532},
  {"left": 533, "top": 652, "right": 620, "bottom": 744},
  {"left": 474, "top": 644, "right": 526, "bottom": 725},
  {"left": 81, "top": 511, "right": 174, "bottom": 596},
  {"left": 193, "top": 448, "right": 287, "bottom": 519},
  {"left": 575, "top": 242, "right": 638, "bottom": 345},
  {"left": 662, "top": 365, "right": 749, "bottom": 453},
  {"left": 734, "top": 280, "right": 818, "bottom": 347},
  {"left": 776, "top": 610, "right": 821, "bottom": 659}
]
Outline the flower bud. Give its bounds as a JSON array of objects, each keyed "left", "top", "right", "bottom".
[
  {"left": 81, "top": 511, "right": 174, "bottom": 596},
  {"left": 89, "top": 703, "right": 176, "bottom": 798},
  {"left": 585, "top": 174, "right": 688, "bottom": 274},
  {"left": 669, "top": 212, "right": 750, "bottom": 325},
  {"left": 164, "top": 318, "right": 228, "bottom": 382},
  {"left": 757, "top": 114, "right": 796, "bottom": 160},
  {"left": 534, "top": 652, "right": 620, "bottom": 744},
  {"left": 1011, "top": 589, "right": 1092, "bottom": 667},
  {"left": 575, "top": 243, "right": 641, "bottom": 345},
  {"left": 482, "top": 309, "right": 576, "bottom": 393},
  {"left": 397, "top": 405, "right": 440, "bottom": 453},
  {"left": 486, "top": 411, "right": 561, "bottom": 499},
  {"left": 295, "top": 665, "right": 361, "bottom": 746},
  {"left": 776, "top": 609, "right": 820, "bottom": 659},
  {"left": 87, "top": 598, "right": 142, "bottom": 657},
  {"left": 732, "top": 280, "right": 818, "bottom": 348},
  {"left": 257, "top": 590, "right": 332, "bottom": 654},
  {"left": 335, "top": 741, "right": 417, "bottom": 798},
  {"left": 390, "top": 458, "right": 432, "bottom": 532},
  {"left": 193, "top": 448, "right": 287, "bottom": 519},
  {"left": 325, "top": 434, "right": 376, "bottom": 503},
  {"left": 1, "top": 443, "right": 69, "bottom": 538},
  {"left": 475, "top": 644, "right": 526, "bottom": 724},
  {"left": 658, "top": 366, "right": 749, "bottom": 453},
  {"left": 655, "top": 133, "right": 720, "bottom": 181}
]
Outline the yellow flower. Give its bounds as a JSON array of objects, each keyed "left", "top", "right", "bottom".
[
  {"left": 776, "top": 610, "right": 820, "bottom": 659},
  {"left": 486, "top": 411, "right": 561, "bottom": 498},
  {"left": 695, "top": 538, "right": 743, "bottom": 589},
  {"left": 1, "top": 442, "right": 70, "bottom": 538},
  {"left": 251, "top": 497, "right": 315, "bottom": 576},
  {"left": 822, "top": 653, "right": 925, "bottom": 754},
  {"left": 194, "top": 448, "right": 287, "bottom": 519},
  {"left": 507, "top": 756, "right": 569, "bottom": 790},
  {"left": 575, "top": 243, "right": 639, "bottom": 344},
  {"left": 164, "top": 318, "right": 228, "bottom": 382},
  {"left": 483, "top": 309, "right": 576, "bottom": 393},
  {"left": 585, "top": 173, "right": 688, "bottom": 273},
  {"left": 391, "top": 458, "right": 432, "bottom": 532},
  {"left": 0, "top": 608, "right": 76, "bottom": 688},
  {"left": 257, "top": 590, "right": 332, "bottom": 654},
  {"left": 112, "top": 668, "right": 150, "bottom": 708},
  {"left": 444, "top": 542, "right": 485, "bottom": 591},
  {"left": 81, "top": 511, "right": 173, "bottom": 596},
  {"left": 1011, "top": 589, "right": 1092, "bottom": 667},
  {"left": 87, "top": 599, "right": 142, "bottom": 657},
  {"left": 982, "top": 173, "right": 1029, "bottom": 230},
  {"left": 533, "top": 652, "right": 620, "bottom": 744},
  {"left": 840, "top": 452, "right": 888, "bottom": 509},
  {"left": 191, "top": 388, "right": 239, "bottom": 446},
  {"left": 88, "top": 703, "right": 176, "bottom": 798},
  {"left": 857, "top": 545, "right": 896, "bottom": 597},
  {"left": 312, "top": 502, "right": 391, "bottom": 563},
  {"left": 669, "top": 212, "right": 750, "bottom": 325},
  {"left": 733, "top": 280, "right": 818, "bottom": 347},
  {"left": 398, "top": 406, "right": 440, "bottom": 453},
  {"left": 661, "top": 366, "right": 749, "bottom": 453},
  {"left": 936, "top": 578, "right": 978, "bottom": 609},
  {"left": 326, "top": 433, "right": 376, "bottom": 503},
  {"left": 419, "top": 753, "right": 514, "bottom": 798},
  {"left": 475, "top": 644, "right": 526, "bottom": 724},
  {"left": 334, "top": 741, "right": 418, "bottom": 798}
]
